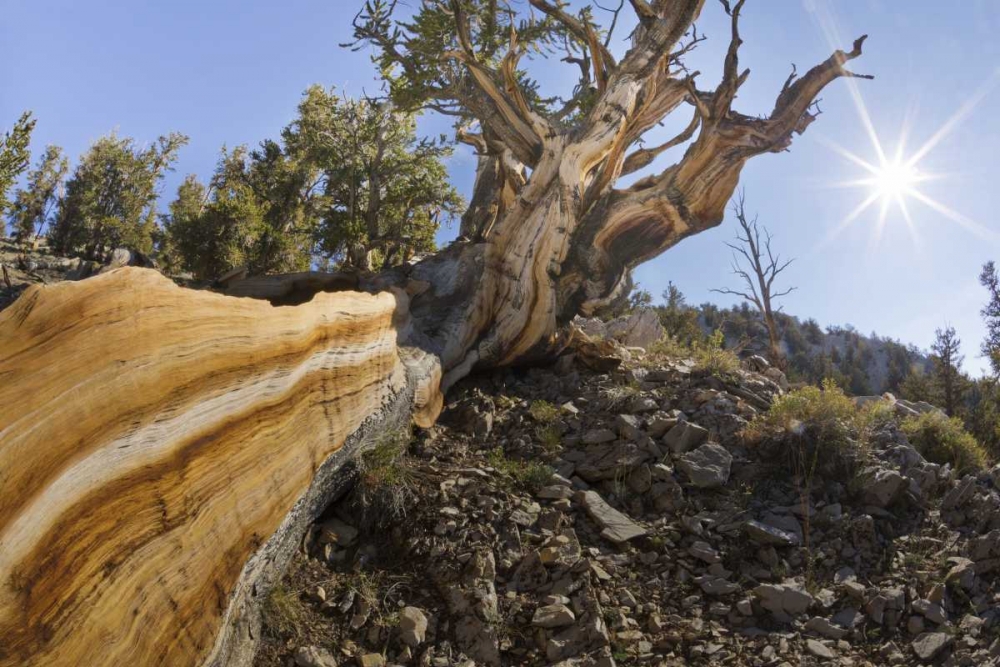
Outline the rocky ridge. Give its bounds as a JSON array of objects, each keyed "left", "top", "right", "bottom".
[{"left": 254, "top": 343, "right": 1000, "bottom": 667}]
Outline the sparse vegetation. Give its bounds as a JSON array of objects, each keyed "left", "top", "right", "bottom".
[
  {"left": 901, "top": 411, "right": 989, "bottom": 473},
  {"left": 746, "top": 380, "right": 871, "bottom": 483},
  {"left": 486, "top": 447, "right": 552, "bottom": 491},
  {"left": 527, "top": 400, "right": 559, "bottom": 423},
  {"left": 692, "top": 330, "right": 742, "bottom": 378},
  {"left": 352, "top": 428, "right": 416, "bottom": 526},
  {"left": 261, "top": 584, "right": 306, "bottom": 640}
]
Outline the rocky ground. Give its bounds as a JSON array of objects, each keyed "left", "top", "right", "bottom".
[{"left": 254, "top": 345, "right": 1000, "bottom": 667}]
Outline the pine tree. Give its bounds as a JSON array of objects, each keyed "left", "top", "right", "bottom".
[
  {"left": 8, "top": 145, "right": 69, "bottom": 243},
  {"left": 0, "top": 111, "right": 36, "bottom": 228},
  {"left": 980, "top": 262, "right": 1000, "bottom": 375},
  {"left": 50, "top": 132, "right": 188, "bottom": 257},
  {"left": 931, "top": 326, "right": 964, "bottom": 416}
]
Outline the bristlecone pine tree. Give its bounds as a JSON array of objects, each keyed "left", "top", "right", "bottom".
[{"left": 0, "top": 2, "right": 872, "bottom": 665}]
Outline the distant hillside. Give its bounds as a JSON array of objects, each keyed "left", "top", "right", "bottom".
[{"left": 699, "top": 302, "right": 932, "bottom": 395}]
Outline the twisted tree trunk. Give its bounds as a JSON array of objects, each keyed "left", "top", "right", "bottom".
[{"left": 0, "top": 2, "right": 869, "bottom": 664}]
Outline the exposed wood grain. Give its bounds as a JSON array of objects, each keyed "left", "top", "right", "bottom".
[{"left": 0, "top": 268, "right": 408, "bottom": 667}]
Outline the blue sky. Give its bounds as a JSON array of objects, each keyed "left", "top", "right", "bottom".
[{"left": 4, "top": 0, "right": 1000, "bottom": 373}]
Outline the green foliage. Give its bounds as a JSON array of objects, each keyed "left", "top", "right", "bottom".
[
  {"left": 901, "top": 411, "right": 989, "bottom": 474},
  {"left": 348, "top": 0, "right": 570, "bottom": 119},
  {"left": 966, "top": 378, "right": 1000, "bottom": 459},
  {"left": 162, "top": 147, "right": 289, "bottom": 279},
  {"left": 930, "top": 326, "right": 965, "bottom": 417},
  {"left": 353, "top": 428, "right": 416, "bottom": 526},
  {"left": 659, "top": 282, "right": 704, "bottom": 344},
  {"left": 8, "top": 145, "right": 68, "bottom": 242},
  {"left": 693, "top": 330, "right": 741, "bottom": 377},
  {"left": 486, "top": 447, "right": 552, "bottom": 491},
  {"left": 0, "top": 111, "right": 36, "bottom": 224},
  {"left": 289, "top": 87, "right": 462, "bottom": 269},
  {"left": 528, "top": 400, "right": 559, "bottom": 422},
  {"left": 50, "top": 131, "right": 188, "bottom": 256},
  {"left": 163, "top": 87, "right": 461, "bottom": 278},
  {"left": 980, "top": 261, "right": 1000, "bottom": 376},
  {"left": 746, "top": 380, "right": 872, "bottom": 481},
  {"left": 261, "top": 584, "right": 306, "bottom": 640}
]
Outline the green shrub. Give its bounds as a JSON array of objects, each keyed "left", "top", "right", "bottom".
[
  {"left": 901, "top": 412, "right": 989, "bottom": 473},
  {"left": 693, "top": 330, "right": 741, "bottom": 377},
  {"left": 487, "top": 447, "right": 553, "bottom": 491},
  {"left": 528, "top": 400, "right": 560, "bottom": 422},
  {"left": 535, "top": 424, "right": 562, "bottom": 455},
  {"left": 353, "top": 428, "right": 416, "bottom": 525},
  {"left": 261, "top": 584, "right": 305, "bottom": 639},
  {"left": 646, "top": 329, "right": 740, "bottom": 378},
  {"left": 746, "top": 379, "right": 868, "bottom": 480}
]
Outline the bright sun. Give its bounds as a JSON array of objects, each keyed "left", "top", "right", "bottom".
[
  {"left": 811, "top": 1, "right": 998, "bottom": 248},
  {"left": 869, "top": 159, "right": 918, "bottom": 201}
]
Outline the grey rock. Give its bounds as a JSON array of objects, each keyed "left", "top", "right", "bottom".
[
  {"left": 532, "top": 604, "right": 576, "bottom": 628},
  {"left": 663, "top": 420, "right": 709, "bottom": 455},
  {"left": 605, "top": 308, "right": 665, "bottom": 349},
  {"left": 677, "top": 443, "right": 732, "bottom": 489},
  {"left": 805, "top": 639, "right": 835, "bottom": 660},
  {"left": 398, "top": 607, "right": 428, "bottom": 647},
  {"left": 295, "top": 646, "right": 339, "bottom": 667},
  {"left": 689, "top": 541, "right": 721, "bottom": 564},
  {"left": 615, "top": 414, "right": 643, "bottom": 440},
  {"left": 912, "top": 632, "right": 952, "bottom": 661},
  {"left": 753, "top": 583, "right": 814, "bottom": 616},
  {"left": 627, "top": 395, "right": 659, "bottom": 413},
  {"left": 745, "top": 520, "right": 800, "bottom": 547},
  {"left": 864, "top": 469, "right": 906, "bottom": 508},
  {"left": 805, "top": 617, "right": 848, "bottom": 640},
  {"left": 317, "top": 518, "right": 358, "bottom": 547},
  {"left": 913, "top": 599, "right": 947, "bottom": 625},
  {"left": 577, "top": 490, "right": 647, "bottom": 543},
  {"left": 697, "top": 575, "right": 740, "bottom": 596},
  {"left": 582, "top": 428, "right": 617, "bottom": 445}
]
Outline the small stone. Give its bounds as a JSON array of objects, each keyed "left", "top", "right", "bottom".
[
  {"left": 582, "top": 428, "right": 617, "bottom": 445},
  {"left": 398, "top": 607, "right": 428, "bottom": 648},
  {"left": 805, "top": 617, "right": 848, "bottom": 640},
  {"left": 745, "top": 520, "right": 800, "bottom": 547},
  {"left": 616, "top": 414, "right": 643, "bottom": 440},
  {"left": 911, "top": 632, "right": 952, "bottom": 661},
  {"left": 688, "top": 541, "right": 721, "bottom": 564},
  {"left": 532, "top": 603, "right": 576, "bottom": 628},
  {"left": 537, "top": 485, "right": 574, "bottom": 500},
  {"left": 663, "top": 421, "right": 709, "bottom": 454},
  {"left": 677, "top": 443, "right": 732, "bottom": 489},
  {"left": 577, "top": 490, "right": 647, "bottom": 543},
  {"left": 317, "top": 518, "right": 359, "bottom": 547},
  {"left": 913, "top": 599, "right": 947, "bottom": 625},
  {"left": 806, "top": 639, "right": 835, "bottom": 660},
  {"left": 294, "top": 646, "right": 339, "bottom": 667}
]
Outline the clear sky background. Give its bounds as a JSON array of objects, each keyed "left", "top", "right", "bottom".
[{"left": 4, "top": 0, "right": 1000, "bottom": 373}]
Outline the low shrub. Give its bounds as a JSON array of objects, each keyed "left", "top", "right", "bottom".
[
  {"left": 901, "top": 411, "right": 989, "bottom": 474},
  {"left": 487, "top": 447, "right": 553, "bottom": 491},
  {"left": 528, "top": 400, "right": 560, "bottom": 422},
  {"left": 353, "top": 428, "right": 417, "bottom": 526},
  {"left": 745, "top": 379, "right": 869, "bottom": 481},
  {"left": 693, "top": 330, "right": 742, "bottom": 377}
]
